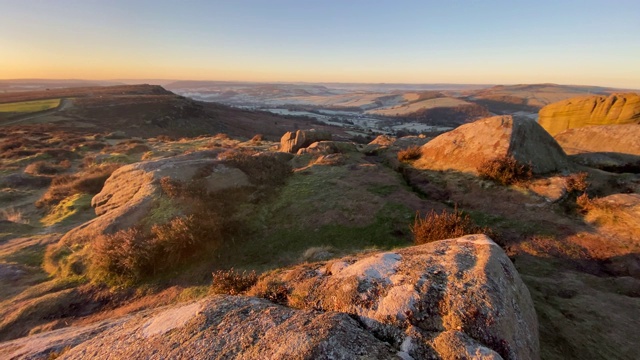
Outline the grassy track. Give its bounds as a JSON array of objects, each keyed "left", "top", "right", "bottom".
[{"left": 0, "top": 99, "right": 61, "bottom": 113}]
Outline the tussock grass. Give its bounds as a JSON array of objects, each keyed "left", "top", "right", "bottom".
[
  {"left": 411, "top": 207, "right": 491, "bottom": 244},
  {"left": 0, "top": 207, "right": 29, "bottom": 224},
  {"left": 36, "top": 163, "right": 120, "bottom": 209},
  {"left": 210, "top": 269, "right": 258, "bottom": 295},
  {"left": 477, "top": 155, "right": 533, "bottom": 185},
  {"left": 565, "top": 172, "right": 589, "bottom": 193}
]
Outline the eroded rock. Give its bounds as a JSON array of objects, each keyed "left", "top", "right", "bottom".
[
  {"left": 414, "top": 115, "right": 569, "bottom": 175},
  {"left": 554, "top": 124, "right": 640, "bottom": 156},
  {"left": 250, "top": 234, "right": 539, "bottom": 360},
  {"left": 0, "top": 236, "right": 539, "bottom": 359},
  {"left": 539, "top": 93, "right": 640, "bottom": 136},
  {"left": 0, "top": 296, "right": 397, "bottom": 360},
  {"left": 280, "top": 129, "right": 332, "bottom": 153},
  {"left": 61, "top": 151, "right": 251, "bottom": 245}
]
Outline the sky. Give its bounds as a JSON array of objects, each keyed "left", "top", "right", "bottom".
[{"left": 1, "top": 0, "right": 639, "bottom": 88}]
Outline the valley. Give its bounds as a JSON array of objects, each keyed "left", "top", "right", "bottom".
[{"left": 165, "top": 81, "right": 626, "bottom": 137}]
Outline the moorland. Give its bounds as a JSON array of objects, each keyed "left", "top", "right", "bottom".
[{"left": 0, "top": 82, "right": 638, "bottom": 359}]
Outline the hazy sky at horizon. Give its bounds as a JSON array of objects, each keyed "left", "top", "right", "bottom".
[{"left": 1, "top": 0, "right": 639, "bottom": 88}]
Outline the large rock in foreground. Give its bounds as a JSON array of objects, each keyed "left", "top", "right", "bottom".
[
  {"left": 60, "top": 151, "right": 250, "bottom": 245},
  {"left": 280, "top": 129, "right": 331, "bottom": 153},
  {"left": 1, "top": 296, "right": 396, "bottom": 360},
  {"left": 538, "top": 93, "right": 640, "bottom": 136},
  {"left": 250, "top": 234, "right": 539, "bottom": 359},
  {"left": 414, "top": 115, "right": 569, "bottom": 175},
  {"left": 1, "top": 235, "right": 539, "bottom": 359}
]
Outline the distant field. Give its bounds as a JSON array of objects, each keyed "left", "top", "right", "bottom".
[
  {"left": 0, "top": 99, "right": 61, "bottom": 113},
  {"left": 366, "top": 97, "right": 471, "bottom": 116}
]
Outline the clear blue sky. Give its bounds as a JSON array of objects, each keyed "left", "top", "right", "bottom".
[{"left": 1, "top": 0, "right": 639, "bottom": 88}]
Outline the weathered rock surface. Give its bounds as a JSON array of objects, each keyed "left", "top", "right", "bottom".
[
  {"left": 414, "top": 115, "right": 569, "bottom": 175},
  {"left": 538, "top": 93, "right": 640, "bottom": 136},
  {"left": 553, "top": 123, "right": 640, "bottom": 171},
  {"left": 0, "top": 236, "right": 539, "bottom": 360},
  {"left": 250, "top": 234, "right": 539, "bottom": 360},
  {"left": 296, "top": 140, "right": 358, "bottom": 155},
  {"left": 280, "top": 129, "right": 332, "bottom": 153},
  {"left": 60, "top": 151, "right": 251, "bottom": 244},
  {"left": 570, "top": 152, "right": 640, "bottom": 173},
  {"left": 0, "top": 296, "right": 396, "bottom": 360},
  {"left": 363, "top": 135, "right": 431, "bottom": 154},
  {"left": 554, "top": 123, "right": 640, "bottom": 156}
]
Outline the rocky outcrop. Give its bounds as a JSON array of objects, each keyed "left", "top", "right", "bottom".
[
  {"left": 414, "top": 115, "right": 569, "bottom": 174},
  {"left": 554, "top": 123, "right": 640, "bottom": 156},
  {"left": 279, "top": 129, "right": 331, "bottom": 153},
  {"left": 0, "top": 296, "right": 397, "bottom": 360},
  {"left": 60, "top": 151, "right": 251, "bottom": 245},
  {"left": 250, "top": 234, "right": 539, "bottom": 359},
  {"left": 538, "top": 93, "right": 640, "bottom": 136},
  {"left": 552, "top": 124, "right": 640, "bottom": 171},
  {"left": 296, "top": 141, "right": 358, "bottom": 155},
  {"left": 363, "top": 135, "right": 431, "bottom": 155},
  {"left": 1, "top": 235, "right": 539, "bottom": 359}
]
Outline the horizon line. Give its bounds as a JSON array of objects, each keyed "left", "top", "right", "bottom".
[{"left": 3, "top": 78, "right": 639, "bottom": 91}]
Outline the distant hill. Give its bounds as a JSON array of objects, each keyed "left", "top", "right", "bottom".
[
  {"left": 0, "top": 84, "right": 346, "bottom": 139},
  {"left": 0, "top": 79, "right": 122, "bottom": 93},
  {"left": 464, "top": 83, "right": 622, "bottom": 114}
]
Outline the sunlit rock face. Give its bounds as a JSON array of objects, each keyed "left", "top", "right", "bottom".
[
  {"left": 538, "top": 93, "right": 640, "bottom": 136},
  {"left": 414, "top": 115, "right": 569, "bottom": 175}
]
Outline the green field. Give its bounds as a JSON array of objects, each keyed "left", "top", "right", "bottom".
[{"left": 0, "top": 99, "right": 61, "bottom": 113}]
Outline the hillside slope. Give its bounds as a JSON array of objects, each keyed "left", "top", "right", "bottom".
[{"left": 0, "top": 85, "right": 346, "bottom": 140}]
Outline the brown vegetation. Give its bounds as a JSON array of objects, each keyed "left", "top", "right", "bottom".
[
  {"left": 477, "top": 155, "right": 533, "bottom": 185},
  {"left": 565, "top": 172, "right": 589, "bottom": 193},
  {"left": 24, "top": 160, "right": 71, "bottom": 176},
  {"left": 411, "top": 207, "right": 491, "bottom": 244},
  {"left": 210, "top": 269, "right": 258, "bottom": 295},
  {"left": 397, "top": 146, "right": 422, "bottom": 162},
  {"left": 36, "top": 163, "right": 121, "bottom": 208}
]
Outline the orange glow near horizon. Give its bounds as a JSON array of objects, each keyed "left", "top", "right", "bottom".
[{"left": 1, "top": 1, "right": 639, "bottom": 89}]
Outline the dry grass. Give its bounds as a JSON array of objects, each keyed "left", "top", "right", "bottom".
[
  {"left": 477, "top": 155, "right": 533, "bottom": 185},
  {"left": 210, "top": 269, "right": 258, "bottom": 295},
  {"left": 90, "top": 227, "right": 152, "bottom": 282},
  {"left": 397, "top": 146, "right": 422, "bottom": 162},
  {"left": 36, "top": 163, "right": 120, "bottom": 208},
  {"left": 411, "top": 207, "right": 491, "bottom": 244},
  {"left": 89, "top": 177, "right": 251, "bottom": 284},
  {"left": 250, "top": 134, "right": 264, "bottom": 143},
  {"left": 0, "top": 208, "right": 29, "bottom": 224},
  {"left": 576, "top": 193, "right": 593, "bottom": 211},
  {"left": 251, "top": 280, "right": 289, "bottom": 305},
  {"left": 565, "top": 172, "right": 589, "bottom": 193},
  {"left": 576, "top": 194, "right": 625, "bottom": 227},
  {"left": 24, "top": 160, "right": 71, "bottom": 176}
]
